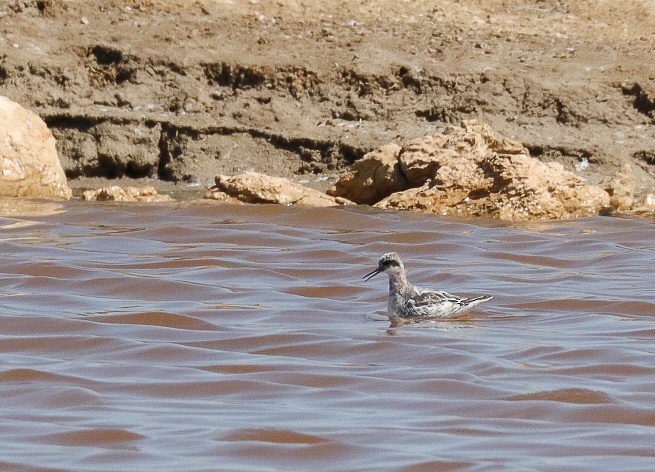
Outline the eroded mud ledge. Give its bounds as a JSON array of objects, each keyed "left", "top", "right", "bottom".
[{"left": 2, "top": 0, "right": 654, "bottom": 195}]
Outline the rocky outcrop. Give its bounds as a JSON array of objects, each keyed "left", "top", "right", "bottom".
[
  {"left": 330, "top": 120, "right": 614, "bottom": 220},
  {"left": 326, "top": 144, "right": 407, "bottom": 205},
  {"left": 0, "top": 96, "right": 72, "bottom": 200},
  {"left": 600, "top": 164, "right": 635, "bottom": 211},
  {"left": 82, "top": 185, "right": 173, "bottom": 202},
  {"left": 205, "top": 172, "right": 352, "bottom": 207},
  {"left": 629, "top": 193, "right": 655, "bottom": 215}
]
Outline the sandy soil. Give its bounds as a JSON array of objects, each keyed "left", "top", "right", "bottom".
[{"left": 2, "top": 0, "right": 654, "bottom": 195}]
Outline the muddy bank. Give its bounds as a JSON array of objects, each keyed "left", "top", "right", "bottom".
[{"left": 1, "top": 0, "right": 654, "bottom": 195}]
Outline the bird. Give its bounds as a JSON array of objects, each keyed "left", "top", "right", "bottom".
[{"left": 363, "top": 252, "right": 492, "bottom": 321}]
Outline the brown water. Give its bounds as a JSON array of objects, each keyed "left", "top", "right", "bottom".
[{"left": 1, "top": 201, "right": 655, "bottom": 471}]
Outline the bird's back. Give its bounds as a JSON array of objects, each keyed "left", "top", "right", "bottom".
[{"left": 390, "top": 284, "right": 491, "bottom": 319}]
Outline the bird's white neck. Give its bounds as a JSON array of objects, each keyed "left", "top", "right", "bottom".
[{"left": 387, "top": 270, "right": 409, "bottom": 294}]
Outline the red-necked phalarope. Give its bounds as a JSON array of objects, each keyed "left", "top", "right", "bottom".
[{"left": 364, "top": 252, "right": 492, "bottom": 319}]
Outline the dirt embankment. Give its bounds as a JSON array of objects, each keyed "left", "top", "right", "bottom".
[{"left": 1, "top": 0, "right": 654, "bottom": 194}]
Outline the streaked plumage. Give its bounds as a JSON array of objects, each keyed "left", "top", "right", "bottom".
[{"left": 364, "top": 252, "right": 491, "bottom": 320}]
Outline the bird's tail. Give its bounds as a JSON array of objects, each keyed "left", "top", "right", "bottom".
[{"left": 461, "top": 295, "right": 492, "bottom": 309}]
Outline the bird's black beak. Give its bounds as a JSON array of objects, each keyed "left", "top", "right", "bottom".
[{"left": 363, "top": 267, "right": 382, "bottom": 282}]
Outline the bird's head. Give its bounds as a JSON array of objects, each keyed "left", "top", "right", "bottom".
[{"left": 363, "top": 252, "right": 404, "bottom": 281}]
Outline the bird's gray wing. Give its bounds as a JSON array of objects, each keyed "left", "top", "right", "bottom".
[{"left": 403, "top": 289, "right": 464, "bottom": 318}]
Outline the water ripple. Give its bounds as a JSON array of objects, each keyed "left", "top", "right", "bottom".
[{"left": 0, "top": 203, "right": 654, "bottom": 470}]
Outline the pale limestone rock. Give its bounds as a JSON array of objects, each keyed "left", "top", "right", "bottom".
[
  {"left": 326, "top": 143, "right": 407, "bottom": 205},
  {"left": 203, "top": 188, "right": 243, "bottom": 204},
  {"left": 330, "top": 119, "right": 612, "bottom": 220},
  {"left": 377, "top": 147, "right": 611, "bottom": 220},
  {"left": 638, "top": 193, "right": 655, "bottom": 209},
  {"left": 206, "top": 172, "right": 352, "bottom": 207},
  {"left": 600, "top": 164, "right": 635, "bottom": 211},
  {"left": 0, "top": 96, "right": 72, "bottom": 199},
  {"left": 622, "top": 193, "right": 655, "bottom": 216},
  {"left": 82, "top": 185, "right": 173, "bottom": 202}
]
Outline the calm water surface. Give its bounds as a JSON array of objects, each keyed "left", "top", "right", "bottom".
[{"left": 1, "top": 201, "right": 655, "bottom": 471}]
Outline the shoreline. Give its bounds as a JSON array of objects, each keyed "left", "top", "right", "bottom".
[{"left": 2, "top": 0, "right": 654, "bottom": 207}]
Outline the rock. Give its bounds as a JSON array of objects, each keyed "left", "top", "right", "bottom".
[
  {"left": 332, "top": 120, "right": 612, "bottom": 220},
  {"left": 203, "top": 188, "right": 243, "bottom": 204},
  {"left": 600, "top": 164, "right": 635, "bottom": 211},
  {"left": 398, "top": 136, "right": 459, "bottom": 187},
  {"left": 326, "top": 143, "right": 407, "bottom": 205},
  {"left": 328, "top": 121, "right": 533, "bottom": 207},
  {"left": 629, "top": 193, "right": 655, "bottom": 215},
  {"left": 0, "top": 96, "right": 72, "bottom": 199},
  {"left": 82, "top": 185, "right": 173, "bottom": 202},
  {"left": 206, "top": 172, "right": 352, "bottom": 207},
  {"left": 640, "top": 193, "right": 655, "bottom": 207},
  {"left": 398, "top": 118, "right": 530, "bottom": 188}
]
